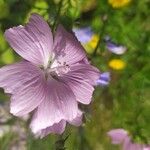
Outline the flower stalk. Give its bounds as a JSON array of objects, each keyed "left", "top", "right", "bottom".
[
  {"left": 52, "top": 0, "right": 64, "bottom": 31},
  {"left": 55, "top": 134, "right": 69, "bottom": 150},
  {"left": 92, "top": 15, "right": 108, "bottom": 56}
]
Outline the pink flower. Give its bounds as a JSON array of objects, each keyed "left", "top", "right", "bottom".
[
  {"left": 0, "top": 13, "right": 100, "bottom": 138},
  {"left": 107, "top": 129, "right": 150, "bottom": 150},
  {"left": 144, "top": 147, "right": 150, "bottom": 150}
]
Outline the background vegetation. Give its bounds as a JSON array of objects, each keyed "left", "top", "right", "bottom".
[{"left": 0, "top": 0, "right": 149, "bottom": 149}]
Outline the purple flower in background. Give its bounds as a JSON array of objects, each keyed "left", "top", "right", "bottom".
[
  {"left": 73, "top": 27, "right": 93, "bottom": 43},
  {"left": 0, "top": 13, "right": 100, "bottom": 138},
  {"left": 107, "top": 129, "right": 150, "bottom": 150},
  {"left": 104, "top": 36, "right": 127, "bottom": 55},
  {"left": 96, "top": 72, "right": 110, "bottom": 86}
]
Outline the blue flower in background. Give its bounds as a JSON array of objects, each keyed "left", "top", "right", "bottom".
[
  {"left": 104, "top": 36, "right": 127, "bottom": 55},
  {"left": 73, "top": 27, "right": 93, "bottom": 43},
  {"left": 96, "top": 72, "right": 110, "bottom": 86}
]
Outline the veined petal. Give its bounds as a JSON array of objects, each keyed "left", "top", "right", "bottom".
[
  {"left": 0, "top": 61, "right": 46, "bottom": 116},
  {"left": 68, "top": 109, "right": 83, "bottom": 126},
  {"left": 53, "top": 25, "right": 86, "bottom": 65},
  {"left": 61, "top": 64, "right": 100, "bottom": 104},
  {"left": 35, "top": 120, "right": 66, "bottom": 138},
  {"left": 30, "top": 79, "right": 78, "bottom": 133},
  {"left": 4, "top": 13, "right": 53, "bottom": 67}
]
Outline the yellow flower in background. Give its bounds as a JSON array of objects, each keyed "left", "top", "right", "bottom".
[
  {"left": 83, "top": 34, "right": 100, "bottom": 54},
  {"left": 109, "top": 59, "right": 126, "bottom": 70},
  {"left": 73, "top": 27, "right": 99, "bottom": 54},
  {"left": 108, "top": 0, "right": 131, "bottom": 8},
  {"left": 88, "top": 34, "right": 99, "bottom": 49}
]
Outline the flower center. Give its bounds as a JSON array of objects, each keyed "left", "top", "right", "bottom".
[{"left": 43, "top": 55, "right": 70, "bottom": 80}]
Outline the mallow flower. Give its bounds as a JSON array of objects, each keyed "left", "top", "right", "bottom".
[
  {"left": 107, "top": 129, "right": 150, "bottom": 150},
  {"left": 0, "top": 13, "right": 100, "bottom": 138}
]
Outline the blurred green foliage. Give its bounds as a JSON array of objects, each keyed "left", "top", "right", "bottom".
[{"left": 0, "top": 0, "right": 150, "bottom": 150}]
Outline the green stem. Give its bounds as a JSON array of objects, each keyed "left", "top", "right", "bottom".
[
  {"left": 78, "top": 126, "right": 92, "bottom": 150},
  {"left": 92, "top": 16, "right": 108, "bottom": 57},
  {"left": 92, "top": 4, "right": 114, "bottom": 57},
  {"left": 55, "top": 133, "right": 69, "bottom": 150},
  {"left": 55, "top": 134, "right": 64, "bottom": 150},
  {"left": 52, "top": 0, "right": 63, "bottom": 31},
  {"left": 134, "top": 82, "right": 148, "bottom": 144}
]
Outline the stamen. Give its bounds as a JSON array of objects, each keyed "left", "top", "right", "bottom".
[{"left": 44, "top": 58, "right": 70, "bottom": 80}]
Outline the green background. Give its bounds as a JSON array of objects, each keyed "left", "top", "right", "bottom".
[{"left": 0, "top": 0, "right": 149, "bottom": 149}]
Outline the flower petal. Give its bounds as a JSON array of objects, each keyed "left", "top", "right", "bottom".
[
  {"left": 123, "top": 137, "right": 145, "bottom": 150},
  {"left": 35, "top": 120, "right": 66, "bottom": 138},
  {"left": 107, "top": 129, "right": 128, "bottom": 144},
  {"left": 144, "top": 146, "right": 150, "bottom": 150},
  {"left": 30, "top": 79, "right": 78, "bottom": 133},
  {"left": 53, "top": 25, "right": 86, "bottom": 65},
  {"left": 130, "top": 144, "right": 144, "bottom": 150},
  {"left": 68, "top": 109, "right": 83, "bottom": 126},
  {"left": 122, "top": 136, "right": 133, "bottom": 150},
  {"left": 96, "top": 72, "right": 110, "bottom": 86},
  {"left": 4, "top": 13, "right": 53, "bottom": 67},
  {"left": 0, "top": 61, "right": 46, "bottom": 116},
  {"left": 61, "top": 64, "right": 100, "bottom": 104},
  {"left": 106, "top": 41, "right": 127, "bottom": 55},
  {"left": 73, "top": 27, "right": 93, "bottom": 43}
]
